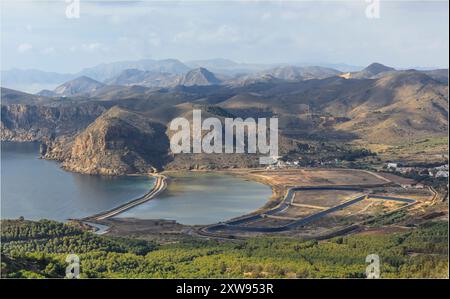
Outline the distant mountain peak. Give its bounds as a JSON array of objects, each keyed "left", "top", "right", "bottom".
[
  {"left": 77, "top": 58, "right": 190, "bottom": 82},
  {"left": 53, "top": 76, "right": 105, "bottom": 96},
  {"left": 363, "top": 63, "right": 396, "bottom": 75},
  {"left": 178, "top": 67, "right": 221, "bottom": 86}
]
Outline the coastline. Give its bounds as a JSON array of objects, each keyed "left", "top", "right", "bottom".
[
  {"left": 5, "top": 166, "right": 433, "bottom": 241},
  {"left": 81, "top": 174, "right": 167, "bottom": 222},
  {"left": 61, "top": 168, "right": 428, "bottom": 240},
  {"left": 79, "top": 169, "right": 277, "bottom": 236},
  {"left": 80, "top": 168, "right": 388, "bottom": 229}
]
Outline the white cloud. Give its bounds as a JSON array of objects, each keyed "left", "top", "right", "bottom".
[
  {"left": 2, "top": 1, "right": 448, "bottom": 71},
  {"left": 17, "top": 43, "right": 32, "bottom": 53}
]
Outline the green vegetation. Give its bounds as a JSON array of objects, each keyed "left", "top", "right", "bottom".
[
  {"left": 1, "top": 219, "right": 448, "bottom": 278},
  {"left": 284, "top": 142, "right": 376, "bottom": 166},
  {"left": 376, "top": 136, "right": 448, "bottom": 163},
  {"left": 391, "top": 137, "right": 448, "bottom": 155},
  {"left": 366, "top": 210, "right": 408, "bottom": 227}
]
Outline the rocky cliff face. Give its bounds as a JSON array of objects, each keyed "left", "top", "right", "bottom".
[
  {"left": 49, "top": 106, "right": 170, "bottom": 175},
  {"left": 1, "top": 62, "right": 448, "bottom": 174},
  {"left": 1, "top": 103, "right": 106, "bottom": 141}
]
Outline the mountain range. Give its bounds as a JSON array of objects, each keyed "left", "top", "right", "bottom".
[
  {"left": 30, "top": 64, "right": 350, "bottom": 97},
  {"left": 3, "top": 58, "right": 446, "bottom": 93},
  {"left": 1, "top": 61, "right": 448, "bottom": 175},
  {"left": 1, "top": 58, "right": 361, "bottom": 93}
]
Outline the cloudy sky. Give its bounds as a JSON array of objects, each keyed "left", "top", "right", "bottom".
[{"left": 1, "top": 0, "right": 448, "bottom": 72}]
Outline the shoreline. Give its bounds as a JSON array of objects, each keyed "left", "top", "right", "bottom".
[
  {"left": 79, "top": 169, "right": 277, "bottom": 235},
  {"left": 81, "top": 174, "right": 167, "bottom": 222},
  {"left": 5, "top": 166, "right": 434, "bottom": 241},
  {"left": 80, "top": 168, "right": 395, "bottom": 236}
]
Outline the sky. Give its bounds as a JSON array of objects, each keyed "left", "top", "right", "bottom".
[{"left": 1, "top": 0, "right": 449, "bottom": 73}]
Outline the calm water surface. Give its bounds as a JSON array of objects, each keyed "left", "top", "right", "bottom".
[
  {"left": 117, "top": 172, "right": 272, "bottom": 225},
  {"left": 1, "top": 142, "right": 152, "bottom": 221},
  {"left": 1, "top": 142, "right": 272, "bottom": 225}
]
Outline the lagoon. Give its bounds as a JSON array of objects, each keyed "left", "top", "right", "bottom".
[
  {"left": 1, "top": 142, "right": 152, "bottom": 221},
  {"left": 1, "top": 142, "right": 272, "bottom": 225},
  {"left": 116, "top": 172, "right": 272, "bottom": 225}
]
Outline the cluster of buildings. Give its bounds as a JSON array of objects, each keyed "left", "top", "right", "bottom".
[
  {"left": 265, "top": 157, "right": 342, "bottom": 170},
  {"left": 386, "top": 163, "right": 449, "bottom": 178},
  {"left": 266, "top": 159, "right": 301, "bottom": 170}
]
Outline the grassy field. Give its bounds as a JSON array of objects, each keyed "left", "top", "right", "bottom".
[
  {"left": 1, "top": 219, "right": 448, "bottom": 278},
  {"left": 363, "top": 136, "right": 448, "bottom": 163}
]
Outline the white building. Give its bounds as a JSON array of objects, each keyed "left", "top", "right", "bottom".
[
  {"left": 435, "top": 170, "right": 449, "bottom": 178},
  {"left": 434, "top": 165, "right": 449, "bottom": 171},
  {"left": 387, "top": 163, "right": 398, "bottom": 169}
]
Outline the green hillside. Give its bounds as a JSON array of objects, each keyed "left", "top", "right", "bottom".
[{"left": 1, "top": 219, "right": 447, "bottom": 278}]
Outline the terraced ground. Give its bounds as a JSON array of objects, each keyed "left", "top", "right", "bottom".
[{"left": 202, "top": 169, "right": 433, "bottom": 238}]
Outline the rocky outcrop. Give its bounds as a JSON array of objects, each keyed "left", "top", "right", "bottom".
[
  {"left": 50, "top": 106, "right": 170, "bottom": 175},
  {"left": 2, "top": 62, "right": 448, "bottom": 173},
  {"left": 1, "top": 103, "right": 106, "bottom": 141}
]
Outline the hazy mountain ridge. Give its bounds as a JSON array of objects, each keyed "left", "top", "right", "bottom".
[
  {"left": 185, "top": 58, "right": 272, "bottom": 75},
  {"left": 1, "top": 62, "right": 448, "bottom": 174},
  {"left": 230, "top": 66, "right": 342, "bottom": 85},
  {"left": 105, "top": 67, "right": 223, "bottom": 88},
  {"left": 1, "top": 69, "right": 76, "bottom": 93},
  {"left": 77, "top": 59, "right": 190, "bottom": 82},
  {"left": 422, "top": 69, "right": 449, "bottom": 84},
  {"left": 3, "top": 59, "right": 447, "bottom": 93},
  {"left": 1, "top": 68, "right": 74, "bottom": 85},
  {"left": 104, "top": 69, "right": 180, "bottom": 88}
]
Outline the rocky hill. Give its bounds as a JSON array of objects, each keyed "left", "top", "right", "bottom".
[
  {"left": 0, "top": 91, "right": 107, "bottom": 141},
  {"left": 1, "top": 63, "right": 448, "bottom": 174},
  {"left": 45, "top": 106, "right": 170, "bottom": 175},
  {"left": 349, "top": 62, "right": 396, "bottom": 79},
  {"left": 177, "top": 68, "right": 222, "bottom": 86},
  {"left": 50, "top": 76, "right": 106, "bottom": 97}
]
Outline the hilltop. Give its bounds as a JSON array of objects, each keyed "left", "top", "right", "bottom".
[
  {"left": 1, "top": 62, "right": 448, "bottom": 174},
  {"left": 44, "top": 106, "right": 170, "bottom": 175}
]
